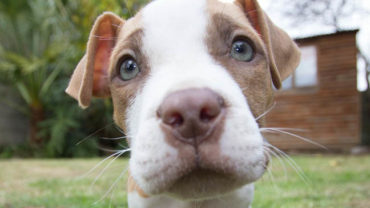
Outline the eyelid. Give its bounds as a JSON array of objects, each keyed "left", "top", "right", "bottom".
[
  {"left": 230, "top": 29, "right": 250, "bottom": 43},
  {"left": 112, "top": 49, "right": 137, "bottom": 80},
  {"left": 232, "top": 36, "right": 255, "bottom": 50},
  {"left": 115, "top": 49, "right": 137, "bottom": 64}
]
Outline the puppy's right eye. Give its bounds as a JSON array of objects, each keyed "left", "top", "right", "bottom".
[
  {"left": 118, "top": 58, "right": 140, "bottom": 81},
  {"left": 230, "top": 39, "right": 255, "bottom": 62}
]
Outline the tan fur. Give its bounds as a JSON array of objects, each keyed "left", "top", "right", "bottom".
[
  {"left": 66, "top": 12, "right": 124, "bottom": 108},
  {"left": 108, "top": 15, "right": 150, "bottom": 131},
  {"left": 65, "top": 0, "right": 300, "bottom": 202},
  {"left": 236, "top": 0, "right": 301, "bottom": 89},
  {"left": 128, "top": 171, "right": 150, "bottom": 198},
  {"left": 66, "top": 12, "right": 150, "bottom": 196},
  {"left": 206, "top": 0, "right": 300, "bottom": 121},
  {"left": 206, "top": 2, "right": 272, "bottom": 122}
]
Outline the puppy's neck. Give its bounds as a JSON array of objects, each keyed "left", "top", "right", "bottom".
[{"left": 128, "top": 183, "right": 254, "bottom": 208}]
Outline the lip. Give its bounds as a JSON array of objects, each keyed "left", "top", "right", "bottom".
[{"left": 166, "top": 168, "right": 242, "bottom": 200}]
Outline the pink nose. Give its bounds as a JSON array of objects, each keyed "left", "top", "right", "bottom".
[{"left": 157, "top": 88, "right": 225, "bottom": 145}]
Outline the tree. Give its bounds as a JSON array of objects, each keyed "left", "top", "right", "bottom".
[
  {"left": 277, "top": 0, "right": 355, "bottom": 31},
  {"left": 0, "top": 0, "right": 149, "bottom": 157},
  {"left": 0, "top": 0, "right": 77, "bottom": 146}
]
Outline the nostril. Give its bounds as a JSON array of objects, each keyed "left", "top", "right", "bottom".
[
  {"left": 217, "top": 96, "right": 225, "bottom": 108},
  {"left": 163, "top": 112, "right": 184, "bottom": 127},
  {"left": 200, "top": 107, "right": 219, "bottom": 122},
  {"left": 199, "top": 96, "right": 225, "bottom": 123}
]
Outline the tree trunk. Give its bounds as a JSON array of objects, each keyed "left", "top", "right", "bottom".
[{"left": 29, "top": 104, "right": 44, "bottom": 146}]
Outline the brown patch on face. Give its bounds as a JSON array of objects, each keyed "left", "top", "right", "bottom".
[
  {"left": 206, "top": 1, "right": 274, "bottom": 125},
  {"left": 127, "top": 170, "right": 150, "bottom": 198},
  {"left": 107, "top": 14, "right": 150, "bottom": 132}
]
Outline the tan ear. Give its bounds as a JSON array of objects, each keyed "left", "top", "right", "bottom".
[
  {"left": 66, "top": 12, "right": 124, "bottom": 108},
  {"left": 237, "top": 0, "right": 301, "bottom": 89}
]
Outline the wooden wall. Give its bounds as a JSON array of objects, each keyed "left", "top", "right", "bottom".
[{"left": 265, "top": 31, "right": 360, "bottom": 151}]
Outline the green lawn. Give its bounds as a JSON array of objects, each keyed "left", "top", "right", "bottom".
[{"left": 0, "top": 155, "right": 369, "bottom": 208}]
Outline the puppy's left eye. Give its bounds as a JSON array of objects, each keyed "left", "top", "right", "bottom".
[
  {"left": 230, "top": 40, "right": 255, "bottom": 62},
  {"left": 118, "top": 58, "right": 140, "bottom": 81}
]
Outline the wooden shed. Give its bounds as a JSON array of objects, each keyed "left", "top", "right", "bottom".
[{"left": 265, "top": 30, "right": 360, "bottom": 151}]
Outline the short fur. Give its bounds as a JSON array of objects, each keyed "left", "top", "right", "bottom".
[{"left": 66, "top": 0, "right": 300, "bottom": 207}]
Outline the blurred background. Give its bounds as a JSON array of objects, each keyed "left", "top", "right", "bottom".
[
  {"left": 0, "top": 0, "right": 149, "bottom": 158},
  {"left": 0, "top": 0, "right": 369, "bottom": 207},
  {"left": 0, "top": 0, "right": 369, "bottom": 158}
]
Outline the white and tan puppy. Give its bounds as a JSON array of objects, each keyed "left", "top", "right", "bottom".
[{"left": 66, "top": 0, "right": 300, "bottom": 207}]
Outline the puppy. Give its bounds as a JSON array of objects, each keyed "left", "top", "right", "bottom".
[{"left": 66, "top": 0, "right": 300, "bottom": 207}]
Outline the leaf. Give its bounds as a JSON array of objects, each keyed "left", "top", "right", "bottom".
[
  {"left": 39, "top": 64, "right": 64, "bottom": 97},
  {"left": 15, "top": 82, "right": 32, "bottom": 105}
]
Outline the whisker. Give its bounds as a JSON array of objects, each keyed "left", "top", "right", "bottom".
[
  {"left": 94, "top": 165, "right": 129, "bottom": 205},
  {"left": 262, "top": 148, "right": 281, "bottom": 191},
  {"left": 260, "top": 127, "right": 308, "bottom": 133},
  {"left": 77, "top": 151, "right": 123, "bottom": 179},
  {"left": 261, "top": 128, "right": 327, "bottom": 150},
  {"left": 90, "top": 149, "right": 130, "bottom": 190},
  {"left": 100, "top": 135, "right": 128, "bottom": 141},
  {"left": 118, "top": 143, "right": 129, "bottom": 149},
  {"left": 262, "top": 146, "right": 272, "bottom": 173},
  {"left": 76, "top": 122, "right": 115, "bottom": 145},
  {"left": 114, "top": 125, "right": 126, "bottom": 135},
  {"left": 264, "top": 145, "right": 288, "bottom": 181},
  {"left": 255, "top": 102, "right": 276, "bottom": 121},
  {"left": 97, "top": 146, "right": 127, "bottom": 153},
  {"left": 265, "top": 143, "right": 310, "bottom": 185}
]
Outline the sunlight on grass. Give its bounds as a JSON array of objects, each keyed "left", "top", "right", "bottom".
[
  {"left": 0, "top": 159, "right": 129, "bottom": 208},
  {"left": 0, "top": 155, "right": 369, "bottom": 208}
]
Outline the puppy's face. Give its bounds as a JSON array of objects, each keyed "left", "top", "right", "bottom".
[{"left": 66, "top": 0, "right": 300, "bottom": 200}]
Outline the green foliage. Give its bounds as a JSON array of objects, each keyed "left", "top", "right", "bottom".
[
  {"left": 0, "top": 0, "right": 72, "bottom": 108},
  {"left": 0, "top": 0, "right": 148, "bottom": 158}
]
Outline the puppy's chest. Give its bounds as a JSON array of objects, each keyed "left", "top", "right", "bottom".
[{"left": 128, "top": 193, "right": 251, "bottom": 208}]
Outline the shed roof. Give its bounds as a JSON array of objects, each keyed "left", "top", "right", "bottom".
[{"left": 294, "top": 29, "right": 359, "bottom": 42}]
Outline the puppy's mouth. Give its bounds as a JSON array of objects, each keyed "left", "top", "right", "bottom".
[
  {"left": 160, "top": 145, "right": 267, "bottom": 200},
  {"left": 166, "top": 167, "right": 241, "bottom": 200}
]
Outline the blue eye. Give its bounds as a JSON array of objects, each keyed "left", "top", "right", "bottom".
[
  {"left": 231, "top": 40, "right": 255, "bottom": 62},
  {"left": 119, "top": 58, "right": 140, "bottom": 81}
]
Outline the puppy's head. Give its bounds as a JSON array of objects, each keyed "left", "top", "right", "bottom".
[{"left": 66, "top": 0, "right": 300, "bottom": 200}]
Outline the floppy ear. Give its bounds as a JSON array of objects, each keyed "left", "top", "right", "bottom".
[
  {"left": 237, "top": 0, "right": 301, "bottom": 89},
  {"left": 66, "top": 12, "right": 124, "bottom": 108}
]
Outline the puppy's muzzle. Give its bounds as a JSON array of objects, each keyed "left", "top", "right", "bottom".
[{"left": 157, "top": 88, "right": 226, "bottom": 147}]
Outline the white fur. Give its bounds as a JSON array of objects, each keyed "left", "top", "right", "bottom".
[
  {"left": 218, "top": 0, "right": 236, "bottom": 3},
  {"left": 128, "top": 184, "right": 254, "bottom": 208},
  {"left": 126, "top": 0, "right": 265, "bottom": 207}
]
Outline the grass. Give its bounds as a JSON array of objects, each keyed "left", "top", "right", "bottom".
[{"left": 0, "top": 155, "right": 369, "bottom": 208}]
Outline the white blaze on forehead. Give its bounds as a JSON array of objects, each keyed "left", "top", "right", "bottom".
[
  {"left": 128, "top": 0, "right": 266, "bottom": 196},
  {"left": 141, "top": 0, "right": 208, "bottom": 67},
  {"left": 218, "top": 0, "right": 236, "bottom": 3}
]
